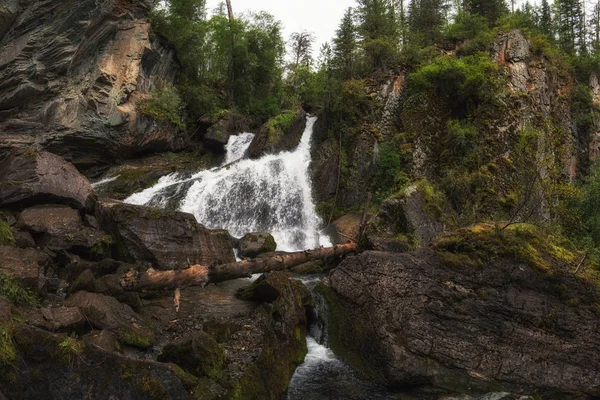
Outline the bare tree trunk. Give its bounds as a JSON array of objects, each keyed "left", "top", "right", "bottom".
[
  {"left": 225, "top": 0, "right": 236, "bottom": 103},
  {"left": 120, "top": 243, "right": 357, "bottom": 292}
]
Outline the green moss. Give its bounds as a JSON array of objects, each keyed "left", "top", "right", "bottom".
[
  {"left": 433, "top": 223, "right": 582, "bottom": 277},
  {"left": 91, "top": 234, "right": 114, "bottom": 259},
  {"left": 0, "top": 221, "right": 14, "bottom": 246},
  {"left": 0, "top": 274, "right": 38, "bottom": 306},
  {"left": 265, "top": 111, "right": 296, "bottom": 143},
  {"left": 121, "top": 364, "right": 167, "bottom": 399},
  {"left": 118, "top": 329, "right": 151, "bottom": 349}
]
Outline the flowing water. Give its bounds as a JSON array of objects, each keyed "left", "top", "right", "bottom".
[{"left": 125, "top": 116, "right": 331, "bottom": 252}]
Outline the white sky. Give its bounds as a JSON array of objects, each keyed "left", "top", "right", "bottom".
[{"left": 206, "top": 0, "right": 357, "bottom": 55}]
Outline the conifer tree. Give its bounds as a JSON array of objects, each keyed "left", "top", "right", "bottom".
[
  {"left": 463, "top": 0, "right": 507, "bottom": 23},
  {"left": 540, "top": 0, "right": 553, "bottom": 36},
  {"left": 356, "top": 0, "right": 399, "bottom": 69},
  {"left": 407, "top": 0, "right": 449, "bottom": 46},
  {"left": 333, "top": 8, "right": 358, "bottom": 79},
  {"left": 555, "top": 0, "right": 587, "bottom": 54}
]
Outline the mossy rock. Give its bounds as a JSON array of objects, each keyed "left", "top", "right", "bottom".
[{"left": 158, "top": 331, "right": 225, "bottom": 380}]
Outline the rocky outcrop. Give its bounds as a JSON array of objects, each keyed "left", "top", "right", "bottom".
[
  {"left": 203, "top": 113, "right": 252, "bottom": 154},
  {"left": 326, "top": 213, "right": 362, "bottom": 245},
  {"left": 238, "top": 232, "right": 277, "bottom": 258},
  {"left": 323, "top": 248, "right": 600, "bottom": 398},
  {"left": 0, "top": 0, "right": 184, "bottom": 173},
  {"left": 17, "top": 205, "right": 110, "bottom": 257},
  {"left": 0, "top": 149, "right": 96, "bottom": 210},
  {"left": 367, "top": 183, "right": 448, "bottom": 246},
  {"left": 248, "top": 109, "right": 307, "bottom": 158},
  {"left": 96, "top": 199, "right": 235, "bottom": 269}
]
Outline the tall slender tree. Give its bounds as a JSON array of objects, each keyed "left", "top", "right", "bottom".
[
  {"left": 333, "top": 8, "right": 358, "bottom": 79},
  {"left": 408, "top": 0, "right": 449, "bottom": 46},
  {"left": 555, "top": 0, "right": 587, "bottom": 54},
  {"left": 540, "top": 0, "right": 553, "bottom": 36},
  {"left": 356, "top": 0, "right": 399, "bottom": 69}
]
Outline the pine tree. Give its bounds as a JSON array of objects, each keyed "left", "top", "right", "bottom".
[
  {"left": 333, "top": 8, "right": 358, "bottom": 79},
  {"left": 407, "top": 0, "right": 449, "bottom": 46},
  {"left": 590, "top": 1, "right": 600, "bottom": 52},
  {"left": 356, "top": 0, "right": 399, "bottom": 69},
  {"left": 463, "top": 0, "right": 507, "bottom": 23},
  {"left": 555, "top": 0, "right": 587, "bottom": 54},
  {"left": 539, "top": 0, "right": 552, "bottom": 36}
]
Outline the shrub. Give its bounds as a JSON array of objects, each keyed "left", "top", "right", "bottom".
[
  {"left": 137, "top": 83, "right": 185, "bottom": 129},
  {"left": 0, "top": 221, "right": 14, "bottom": 246},
  {"left": 372, "top": 141, "right": 410, "bottom": 202}
]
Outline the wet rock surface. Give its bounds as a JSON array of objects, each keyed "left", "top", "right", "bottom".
[
  {"left": 325, "top": 250, "right": 600, "bottom": 399},
  {"left": 249, "top": 109, "right": 307, "bottom": 158},
  {"left": 238, "top": 232, "right": 277, "bottom": 258}
]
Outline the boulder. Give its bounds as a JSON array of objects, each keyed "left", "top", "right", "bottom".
[
  {"left": 96, "top": 200, "right": 235, "bottom": 270},
  {"left": 2, "top": 325, "right": 192, "bottom": 399},
  {"left": 27, "top": 306, "right": 86, "bottom": 331},
  {"left": 0, "top": 246, "right": 51, "bottom": 290},
  {"left": 326, "top": 214, "right": 362, "bottom": 245},
  {"left": 83, "top": 330, "right": 121, "bottom": 353},
  {"left": 64, "top": 291, "right": 154, "bottom": 349},
  {"left": 248, "top": 109, "right": 307, "bottom": 158},
  {"left": 0, "top": 149, "right": 96, "bottom": 210},
  {"left": 158, "top": 331, "right": 225, "bottom": 379},
  {"left": 324, "top": 250, "right": 600, "bottom": 398},
  {"left": 238, "top": 232, "right": 277, "bottom": 258},
  {"left": 17, "top": 205, "right": 110, "bottom": 257}
]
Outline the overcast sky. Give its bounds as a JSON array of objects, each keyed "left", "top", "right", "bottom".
[{"left": 206, "top": 0, "right": 357, "bottom": 55}]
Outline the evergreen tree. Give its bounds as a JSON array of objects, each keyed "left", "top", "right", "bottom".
[
  {"left": 356, "top": 0, "right": 399, "bottom": 69},
  {"left": 332, "top": 8, "right": 358, "bottom": 79},
  {"left": 555, "top": 0, "right": 587, "bottom": 54},
  {"left": 407, "top": 0, "right": 449, "bottom": 46},
  {"left": 540, "top": 0, "right": 553, "bottom": 36},
  {"left": 591, "top": 1, "right": 600, "bottom": 52},
  {"left": 463, "top": 0, "right": 507, "bottom": 23}
]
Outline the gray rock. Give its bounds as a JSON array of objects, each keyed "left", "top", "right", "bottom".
[
  {"left": 238, "top": 232, "right": 277, "bottom": 258},
  {"left": 248, "top": 108, "right": 307, "bottom": 158},
  {"left": 0, "top": 245, "right": 51, "bottom": 290}
]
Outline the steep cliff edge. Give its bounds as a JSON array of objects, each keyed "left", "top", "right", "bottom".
[{"left": 0, "top": 0, "right": 185, "bottom": 174}]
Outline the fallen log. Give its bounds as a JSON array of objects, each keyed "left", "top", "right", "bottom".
[{"left": 120, "top": 242, "right": 357, "bottom": 291}]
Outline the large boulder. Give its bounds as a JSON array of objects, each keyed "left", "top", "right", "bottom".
[
  {"left": 0, "top": 149, "right": 96, "bottom": 210},
  {"left": 96, "top": 200, "right": 235, "bottom": 269},
  {"left": 203, "top": 113, "right": 251, "bottom": 154},
  {"left": 1, "top": 325, "right": 193, "bottom": 399},
  {"left": 324, "top": 245, "right": 600, "bottom": 398},
  {"left": 65, "top": 291, "right": 154, "bottom": 349},
  {"left": 0, "top": 246, "right": 51, "bottom": 290},
  {"left": 238, "top": 232, "right": 277, "bottom": 258},
  {"left": 326, "top": 214, "right": 362, "bottom": 245},
  {"left": 17, "top": 205, "right": 110, "bottom": 257},
  {"left": 248, "top": 109, "right": 307, "bottom": 158}
]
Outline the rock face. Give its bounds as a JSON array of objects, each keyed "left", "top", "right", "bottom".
[
  {"left": 96, "top": 199, "right": 235, "bottom": 269},
  {"left": 326, "top": 214, "right": 362, "bottom": 245},
  {"left": 0, "top": 149, "right": 96, "bottom": 210},
  {"left": 325, "top": 250, "right": 600, "bottom": 398},
  {"left": 238, "top": 232, "right": 277, "bottom": 258},
  {"left": 203, "top": 114, "right": 251, "bottom": 154},
  {"left": 0, "top": 0, "right": 184, "bottom": 172},
  {"left": 367, "top": 184, "right": 447, "bottom": 246}
]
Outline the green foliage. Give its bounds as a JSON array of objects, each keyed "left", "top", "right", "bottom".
[
  {"left": 265, "top": 111, "right": 296, "bottom": 143},
  {"left": 0, "top": 324, "right": 16, "bottom": 368},
  {"left": 444, "top": 11, "right": 493, "bottom": 56},
  {"left": 0, "top": 221, "right": 14, "bottom": 246},
  {"left": 356, "top": 0, "right": 399, "bottom": 70},
  {"left": 372, "top": 140, "right": 410, "bottom": 202},
  {"left": 137, "top": 83, "right": 185, "bottom": 128},
  {"left": 408, "top": 53, "right": 500, "bottom": 117},
  {"left": 0, "top": 274, "right": 37, "bottom": 306},
  {"left": 58, "top": 335, "right": 84, "bottom": 366}
]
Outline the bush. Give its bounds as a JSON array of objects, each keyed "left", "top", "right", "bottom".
[
  {"left": 372, "top": 141, "right": 410, "bottom": 202},
  {"left": 408, "top": 53, "right": 500, "bottom": 118},
  {"left": 137, "top": 83, "right": 185, "bottom": 129}
]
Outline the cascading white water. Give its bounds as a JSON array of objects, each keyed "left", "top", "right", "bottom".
[{"left": 125, "top": 116, "right": 331, "bottom": 252}]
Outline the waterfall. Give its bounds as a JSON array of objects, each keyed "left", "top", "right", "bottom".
[{"left": 125, "top": 116, "right": 331, "bottom": 252}]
